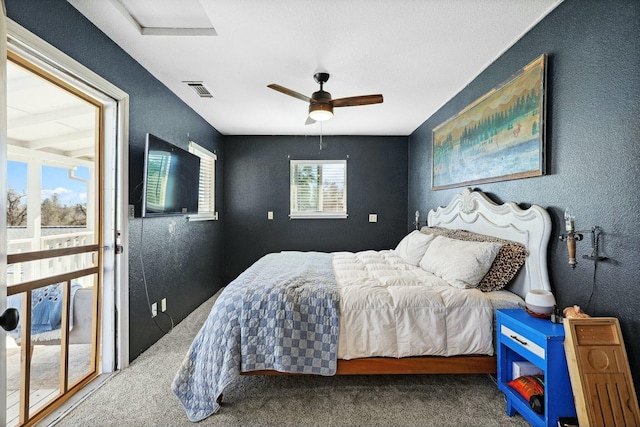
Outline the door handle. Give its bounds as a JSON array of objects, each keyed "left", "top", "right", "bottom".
[{"left": 1, "top": 308, "right": 19, "bottom": 331}]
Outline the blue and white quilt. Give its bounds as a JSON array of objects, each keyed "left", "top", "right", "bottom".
[{"left": 172, "top": 251, "right": 341, "bottom": 422}]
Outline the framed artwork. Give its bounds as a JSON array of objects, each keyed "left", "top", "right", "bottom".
[{"left": 432, "top": 54, "right": 546, "bottom": 190}]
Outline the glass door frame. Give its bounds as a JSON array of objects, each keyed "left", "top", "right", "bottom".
[
  {"left": 4, "top": 17, "right": 130, "bottom": 426},
  {"left": 1, "top": 2, "right": 10, "bottom": 424},
  {"left": 6, "top": 17, "right": 130, "bottom": 372},
  {"left": 6, "top": 47, "right": 103, "bottom": 427}
]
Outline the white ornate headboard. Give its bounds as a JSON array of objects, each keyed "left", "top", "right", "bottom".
[{"left": 427, "top": 188, "right": 552, "bottom": 299}]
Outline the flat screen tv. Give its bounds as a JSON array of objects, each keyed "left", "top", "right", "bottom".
[{"left": 142, "top": 133, "right": 201, "bottom": 217}]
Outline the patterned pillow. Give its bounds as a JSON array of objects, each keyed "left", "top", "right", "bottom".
[
  {"left": 419, "top": 226, "right": 457, "bottom": 238},
  {"left": 422, "top": 228, "right": 528, "bottom": 292}
]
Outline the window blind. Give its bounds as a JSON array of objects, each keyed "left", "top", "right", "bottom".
[
  {"left": 290, "top": 160, "right": 347, "bottom": 219},
  {"left": 188, "top": 141, "right": 217, "bottom": 220}
]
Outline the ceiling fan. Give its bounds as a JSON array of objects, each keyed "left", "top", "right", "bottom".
[{"left": 268, "top": 72, "right": 383, "bottom": 124}]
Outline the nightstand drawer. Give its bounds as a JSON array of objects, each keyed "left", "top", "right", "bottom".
[{"left": 500, "top": 324, "right": 545, "bottom": 360}]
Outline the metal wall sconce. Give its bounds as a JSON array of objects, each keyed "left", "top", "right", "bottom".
[{"left": 558, "top": 207, "right": 608, "bottom": 268}]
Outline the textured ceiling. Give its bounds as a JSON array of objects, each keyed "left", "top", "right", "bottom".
[{"left": 68, "top": 0, "right": 563, "bottom": 136}]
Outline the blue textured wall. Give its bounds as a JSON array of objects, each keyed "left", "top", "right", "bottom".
[
  {"left": 409, "top": 0, "right": 640, "bottom": 386},
  {"left": 6, "top": 0, "right": 225, "bottom": 361},
  {"left": 223, "top": 135, "right": 408, "bottom": 284},
  {"left": 9, "top": 0, "right": 640, "bottom": 390}
]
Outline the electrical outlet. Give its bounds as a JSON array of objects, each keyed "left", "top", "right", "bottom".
[
  {"left": 151, "top": 302, "right": 157, "bottom": 317},
  {"left": 128, "top": 204, "right": 135, "bottom": 219},
  {"left": 268, "top": 211, "right": 274, "bottom": 220},
  {"left": 369, "top": 214, "right": 378, "bottom": 223},
  {"left": 161, "top": 298, "right": 167, "bottom": 312}
]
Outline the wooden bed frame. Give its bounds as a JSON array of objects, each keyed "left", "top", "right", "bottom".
[{"left": 244, "top": 188, "right": 552, "bottom": 377}]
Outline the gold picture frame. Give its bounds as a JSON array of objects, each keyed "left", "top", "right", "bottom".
[{"left": 432, "top": 54, "right": 546, "bottom": 190}]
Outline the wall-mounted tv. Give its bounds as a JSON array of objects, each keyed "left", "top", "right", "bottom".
[{"left": 142, "top": 133, "right": 200, "bottom": 217}]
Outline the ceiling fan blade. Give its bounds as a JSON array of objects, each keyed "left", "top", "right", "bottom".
[
  {"left": 305, "top": 116, "right": 316, "bottom": 125},
  {"left": 332, "top": 94, "right": 383, "bottom": 108},
  {"left": 267, "top": 84, "right": 311, "bottom": 103}
]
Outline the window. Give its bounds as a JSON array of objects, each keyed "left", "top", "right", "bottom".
[
  {"left": 188, "top": 141, "right": 217, "bottom": 220},
  {"left": 290, "top": 160, "right": 347, "bottom": 219}
]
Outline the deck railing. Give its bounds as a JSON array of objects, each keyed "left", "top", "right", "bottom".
[
  {"left": 7, "top": 230, "right": 96, "bottom": 286},
  {"left": 5, "top": 238, "right": 100, "bottom": 427}
]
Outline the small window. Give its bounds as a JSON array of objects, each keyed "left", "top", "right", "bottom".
[
  {"left": 290, "top": 160, "right": 347, "bottom": 219},
  {"left": 188, "top": 141, "right": 217, "bottom": 221}
]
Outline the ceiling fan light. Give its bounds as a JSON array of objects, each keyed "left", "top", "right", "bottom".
[
  {"left": 309, "top": 104, "right": 333, "bottom": 121},
  {"left": 309, "top": 109, "right": 333, "bottom": 121}
]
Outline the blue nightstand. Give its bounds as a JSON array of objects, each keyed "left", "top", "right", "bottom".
[{"left": 496, "top": 308, "right": 577, "bottom": 427}]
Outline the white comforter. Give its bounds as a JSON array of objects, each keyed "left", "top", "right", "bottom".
[{"left": 334, "top": 250, "right": 498, "bottom": 360}]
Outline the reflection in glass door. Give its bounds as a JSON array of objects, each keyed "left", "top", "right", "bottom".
[{"left": 5, "top": 52, "right": 102, "bottom": 427}]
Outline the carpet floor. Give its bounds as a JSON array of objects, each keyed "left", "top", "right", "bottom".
[{"left": 53, "top": 294, "right": 530, "bottom": 427}]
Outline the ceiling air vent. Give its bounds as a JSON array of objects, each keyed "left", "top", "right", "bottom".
[{"left": 183, "top": 81, "right": 213, "bottom": 98}]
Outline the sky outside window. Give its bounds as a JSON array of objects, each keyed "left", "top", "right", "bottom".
[{"left": 7, "top": 160, "right": 89, "bottom": 206}]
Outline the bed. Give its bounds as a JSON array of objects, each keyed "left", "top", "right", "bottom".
[{"left": 172, "top": 188, "right": 552, "bottom": 421}]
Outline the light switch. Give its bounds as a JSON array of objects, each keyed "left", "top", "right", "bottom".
[
  {"left": 268, "top": 211, "right": 274, "bottom": 220},
  {"left": 369, "top": 214, "right": 378, "bottom": 223}
]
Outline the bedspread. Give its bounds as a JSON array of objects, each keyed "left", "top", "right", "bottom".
[{"left": 172, "top": 251, "right": 340, "bottom": 422}]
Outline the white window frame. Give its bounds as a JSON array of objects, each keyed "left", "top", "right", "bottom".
[
  {"left": 188, "top": 140, "right": 218, "bottom": 221},
  {"left": 290, "top": 159, "right": 347, "bottom": 219}
]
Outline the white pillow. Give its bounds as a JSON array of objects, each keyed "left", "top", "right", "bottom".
[
  {"left": 419, "top": 235, "right": 502, "bottom": 289},
  {"left": 394, "top": 230, "right": 436, "bottom": 266}
]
